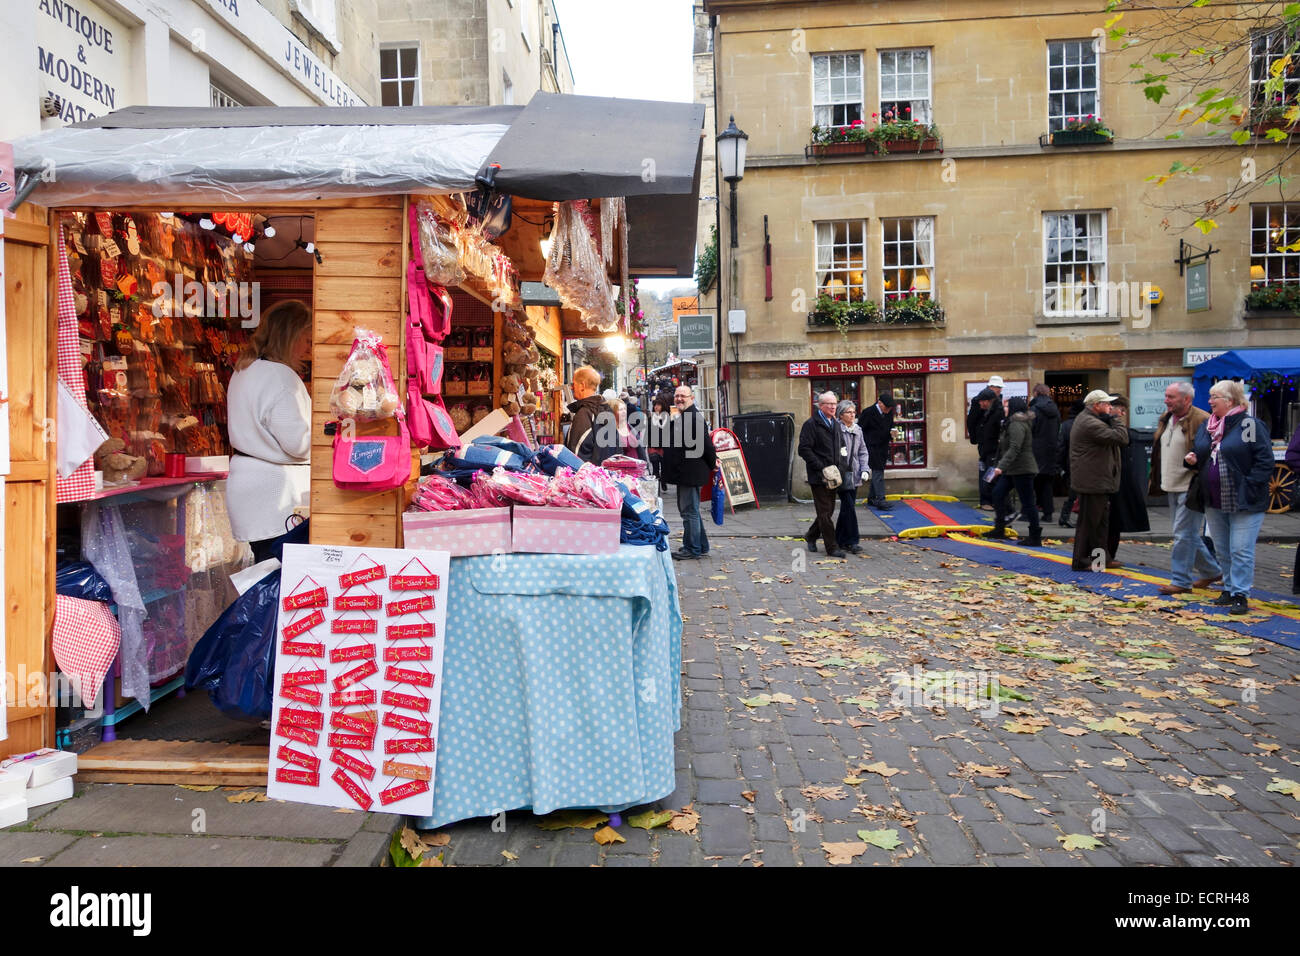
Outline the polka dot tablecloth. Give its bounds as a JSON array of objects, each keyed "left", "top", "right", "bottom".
[{"left": 412, "top": 545, "right": 683, "bottom": 829}]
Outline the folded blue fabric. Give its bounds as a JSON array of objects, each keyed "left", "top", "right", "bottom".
[
  {"left": 622, "top": 515, "right": 669, "bottom": 550},
  {"left": 536, "top": 444, "right": 584, "bottom": 476},
  {"left": 471, "top": 435, "right": 537, "bottom": 464},
  {"left": 446, "top": 435, "right": 538, "bottom": 473}
]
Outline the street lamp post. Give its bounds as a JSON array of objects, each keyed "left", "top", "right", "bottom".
[
  {"left": 717, "top": 116, "right": 749, "bottom": 423},
  {"left": 717, "top": 115, "right": 749, "bottom": 249}
]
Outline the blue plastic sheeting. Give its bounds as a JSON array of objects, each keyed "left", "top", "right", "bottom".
[{"left": 909, "top": 535, "right": 1300, "bottom": 650}]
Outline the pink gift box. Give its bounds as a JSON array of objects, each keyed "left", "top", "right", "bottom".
[
  {"left": 511, "top": 505, "right": 621, "bottom": 555},
  {"left": 402, "top": 507, "right": 512, "bottom": 557}
]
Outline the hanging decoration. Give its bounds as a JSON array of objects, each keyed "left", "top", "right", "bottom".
[{"left": 543, "top": 199, "right": 619, "bottom": 333}]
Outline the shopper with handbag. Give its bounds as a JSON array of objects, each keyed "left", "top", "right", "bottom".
[
  {"left": 1184, "top": 379, "right": 1274, "bottom": 614},
  {"left": 226, "top": 299, "right": 312, "bottom": 562},
  {"left": 988, "top": 396, "right": 1042, "bottom": 546},
  {"left": 798, "top": 392, "right": 846, "bottom": 557},
  {"left": 661, "top": 385, "right": 717, "bottom": 560},
  {"left": 834, "top": 400, "right": 870, "bottom": 554}
]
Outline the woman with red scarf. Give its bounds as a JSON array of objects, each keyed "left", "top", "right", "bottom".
[{"left": 1183, "top": 379, "right": 1274, "bottom": 615}]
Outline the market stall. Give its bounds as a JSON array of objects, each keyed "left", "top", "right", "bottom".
[{"left": 3, "top": 94, "right": 704, "bottom": 825}]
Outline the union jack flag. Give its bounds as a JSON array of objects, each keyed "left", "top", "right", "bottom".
[
  {"left": 928, "top": 357, "right": 950, "bottom": 372},
  {"left": 789, "top": 362, "right": 810, "bottom": 377}
]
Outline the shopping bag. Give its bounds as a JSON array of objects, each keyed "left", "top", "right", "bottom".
[
  {"left": 711, "top": 469, "right": 726, "bottom": 525},
  {"left": 185, "top": 569, "right": 280, "bottom": 719}
]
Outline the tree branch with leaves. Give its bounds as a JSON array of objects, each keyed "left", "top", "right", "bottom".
[{"left": 1106, "top": 0, "right": 1300, "bottom": 236}]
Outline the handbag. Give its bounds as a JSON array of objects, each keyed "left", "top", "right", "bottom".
[
  {"left": 711, "top": 469, "right": 726, "bottom": 525},
  {"left": 407, "top": 379, "right": 435, "bottom": 449},
  {"left": 333, "top": 415, "right": 413, "bottom": 490},
  {"left": 1184, "top": 467, "right": 1206, "bottom": 514},
  {"left": 423, "top": 393, "right": 462, "bottom": 452},
  {"left": 822, "top": 464, "right": 842, "bottom": 490}
]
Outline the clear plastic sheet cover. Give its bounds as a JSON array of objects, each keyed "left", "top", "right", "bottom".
[{"left": 10, "top": 124, "right": 509, "bottom": 207}]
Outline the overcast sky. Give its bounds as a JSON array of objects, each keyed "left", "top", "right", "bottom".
[{"left": 552, "top": 0, "right": 695, "bottom": 103}]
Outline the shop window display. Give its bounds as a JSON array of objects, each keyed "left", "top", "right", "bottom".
[
  {"left": 809, "top": 376, "right": 860, "bottom": 416},
  {"left": 881, "top": 375, "right": 927, "bottom": 467},
  {"left": 54, "top": 209, "right": 292, "bottom": 730}
]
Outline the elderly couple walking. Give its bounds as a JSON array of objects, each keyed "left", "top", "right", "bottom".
[
  {"left": 799, "top": 391, "right": 893, "bottom": 558},
  {"left": 1077, "top": 379, "right": 1271, "bottom": 614}
]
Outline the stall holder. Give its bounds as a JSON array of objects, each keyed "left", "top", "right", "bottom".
[{"left": 5, "top": 95, "right": 704, "bottom": 822}]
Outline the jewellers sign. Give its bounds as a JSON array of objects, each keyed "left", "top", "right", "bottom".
[
  {"left": 787, "top": 356, "right": 951, "bottom": 377},
  {"left": 199, "top": 0, "right": 363, "bottom": 107}
]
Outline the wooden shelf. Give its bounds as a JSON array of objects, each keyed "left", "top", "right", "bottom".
[{"left": 87, "top": 472, "right": 228, "bottom": 504}]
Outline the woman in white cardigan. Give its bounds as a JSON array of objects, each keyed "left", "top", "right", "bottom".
[{"left": 226, "top": 299, "right": 312, "bottom": 562}]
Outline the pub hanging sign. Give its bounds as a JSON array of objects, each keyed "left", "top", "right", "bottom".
[{"left": 787, "top": 356, "right": 952, "bottom": 377}]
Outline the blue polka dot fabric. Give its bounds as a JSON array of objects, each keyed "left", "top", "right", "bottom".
[{"left": 412, "top": 546, "right": 683, "bottom": 829}]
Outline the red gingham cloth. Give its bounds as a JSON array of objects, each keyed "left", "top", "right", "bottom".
[
  {"left": 52, "top": 594, "right": 121, "bottom": 709},
  {"left": 55, "top": 224, "right": 96, "bottom": 503}
]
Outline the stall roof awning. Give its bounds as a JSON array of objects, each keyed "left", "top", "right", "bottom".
[
  {"left": 10, "top": 93, "right": 705, "bottom": 278},
  {"left": 1191, "top": 348, "right": 1300, "bottom": 407}
]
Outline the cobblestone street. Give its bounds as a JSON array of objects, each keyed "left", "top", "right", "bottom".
[{"left": 426, "top": 525, "right": 1300, "bottom": 867}]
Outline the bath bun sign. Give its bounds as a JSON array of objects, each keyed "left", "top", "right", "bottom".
[{"left": 267, "top": 544, "right": 451, "bottom": 816}]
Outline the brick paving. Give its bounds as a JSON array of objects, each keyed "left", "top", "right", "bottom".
[{"left": 427, "top": 517, "right": 1300, "bottom": 867}]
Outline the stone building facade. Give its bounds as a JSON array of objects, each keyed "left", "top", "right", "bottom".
[
  {"left": 375, "top": 0, "right": 573, "bottom": 106},
  {"left": 2, "top": 0, "right": 381, "bottom": 140},
  {"left": 702, "top": 0, "right": 1299, "bottom": 496}
]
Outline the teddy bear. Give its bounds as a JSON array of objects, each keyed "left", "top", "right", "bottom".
[
  {"left": 94, "top": 437, "right": 147, "bottom": 484},
  {"left": 502, "top": 341, "right": 529, "bottom": 367},
  {"left": 503, "top": 318, "right": 531, "bottom": 344},
  {"left": 449, "top": 403, "right": 472, "bottom": 433}
]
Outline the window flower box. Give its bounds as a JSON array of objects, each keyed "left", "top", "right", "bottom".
[
  {"left": 809, "top": 119, "right": 942, "bottom": 160},
  {"left": 1044, "top": 116, "right": 1113, "bottom": 146},
  {"left": 882, "top": 296, "right": 944, "bottom": 324},
  {"left": 1244, "top": 283, "right": 1300, "bottom": 313},
  {"left": 1045, "top": 129, "right": 1114, "bottom": 146},
  {"left": 1253, "top": 119, "right": 1298, "bottom": 137},
  {"left": 808, "top": 296, "right": 880, "bottom": 332},
  {"left": 874, "top": 138, "right": 942, "bottom": 155},
  {"left": 806, "top": 141, "right": 872, "bottom": 158}
]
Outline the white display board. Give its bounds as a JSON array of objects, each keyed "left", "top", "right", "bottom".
[
  {"left": 964, "top": 379, "right": 1030, "bottom": 406},
  {"left": 266, "top": 544, "right": 450, "bottom": 816}
]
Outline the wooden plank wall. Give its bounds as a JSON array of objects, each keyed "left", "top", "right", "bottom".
[
  {"left": 3, "top": 206, "right": 56, "bottom": 752},
  {"left": 309, "top": 199, "right": 409, "bottom": 548}
]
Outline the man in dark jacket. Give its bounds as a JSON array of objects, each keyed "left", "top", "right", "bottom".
[
  {"left": 564, "top": 365, "right": 610, "bottom": 463},
  {"left": 798, "top": 391, "right": 846, "bottom": 557},
  {"left": 859, "top": 392, "right": 896, "bottom": 508},
  {"left": 661, "top": 384, "right": 717, "bottom": 560},
  {"left": 1069, "top": 389, "right": 1130, "bottom": 571},
  {"left": 968, "top": 388, "right": 1002, "bottom": 508},
  {"left": 1106, "top": 396, "right": 1149, "bottom": 564},
  {"left": 1029, "top": 384, "right": 1061, "bottom": 523}
]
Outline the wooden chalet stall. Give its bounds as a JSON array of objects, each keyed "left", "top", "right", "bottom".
[{"left": 3, "top": 96, "right": 703, "bottom": 780}]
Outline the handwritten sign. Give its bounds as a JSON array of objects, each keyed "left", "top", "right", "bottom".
[{"left": 267, "top": 545, "right": 448, "bottom": 816}]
